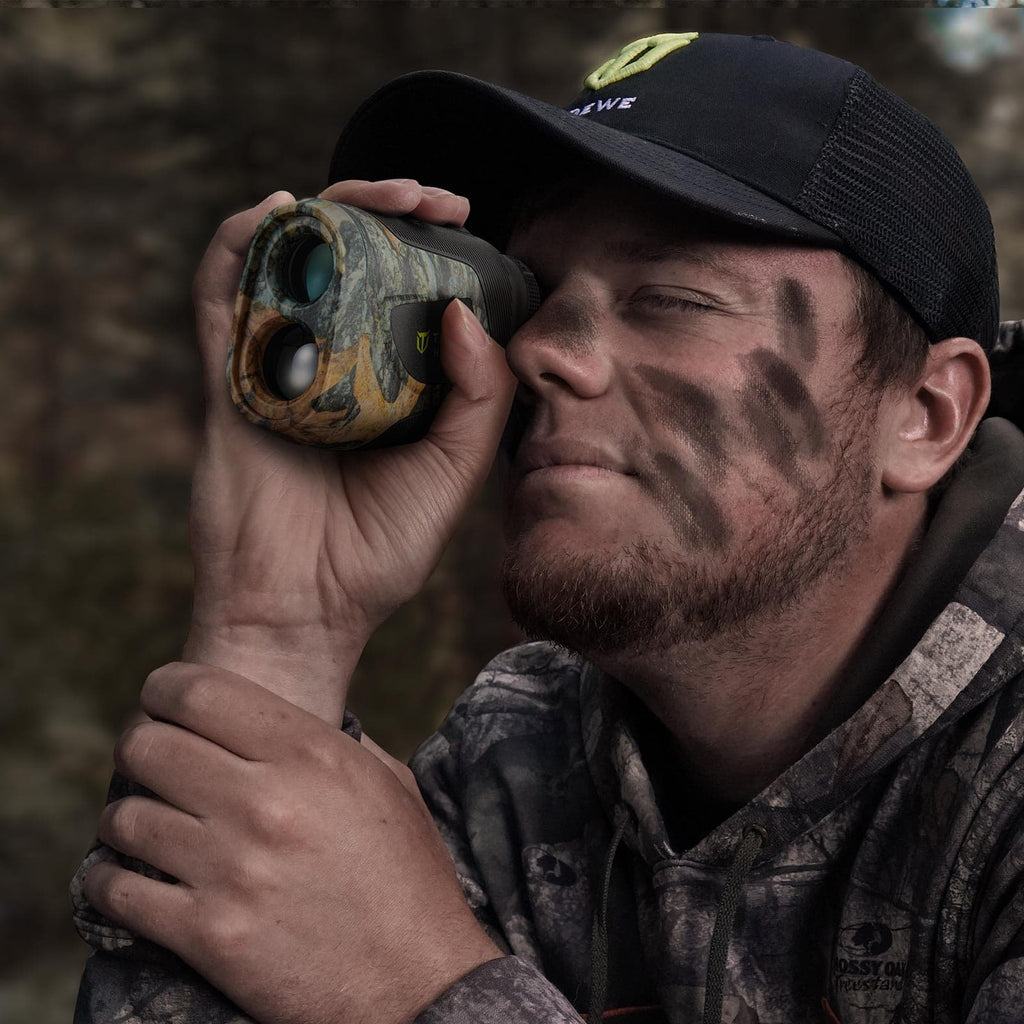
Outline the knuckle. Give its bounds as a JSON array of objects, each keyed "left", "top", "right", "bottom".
[
  {"left": 251, "top": 791, "right": 299, "bottom": 837},
  {"left": 100, "top": 799, "right": 139, "bottom": 849},
  {"left": 141, "top": 661, "right": 188, "bottom": 708},
  {"left": 104, "top": 878, "right": 132, "bottom": 912},
  {"left": 143, "top": 663, "right": 217, "bottom": 723},
  {"left": 197, "top": 903, "right": 251, "bottom": 956},
  {"left": 352, "top": 177, "right": 419, "bottom": 209},
  {"left": 304, "top": 730, "right": 344, "bottom": 773},
  {"left": 141, "top": 663, "right": 173, "bottom": 693},
  {"left": 114, "top": 722, "right": 157, "bottom": 775},
  {"left": 176, "top": 674, "right": 217, "bottom": 719},
  {"left": 87, "top": 865, "right": 133, "bottom": 917},
  {"left": 203, "top": 213, "right": 245, "bottom": 258},
  {"left": 232, "top": 847, "right": 273, "bottom": 895}
]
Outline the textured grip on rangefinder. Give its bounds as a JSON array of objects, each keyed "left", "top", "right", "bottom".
[{"left": 371, "top": 212, "right": 540, "bottom": 345}]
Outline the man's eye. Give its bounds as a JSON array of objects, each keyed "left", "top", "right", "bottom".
[{"left": 630, "top": 291, "right": 713, "bottom": 314}]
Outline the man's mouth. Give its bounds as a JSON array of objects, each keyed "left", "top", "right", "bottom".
[{"left": 513, "top": 439, "right": 633, "bottom": 485}]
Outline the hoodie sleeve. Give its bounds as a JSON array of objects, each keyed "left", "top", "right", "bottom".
[
  {"left": 414, "top": 958, "right": 583, "bottom": 1024},
  {"left": 69, "top": 707, "right": 364, "bottom": 1024},
  {"left": 70, "top": 772, "right": 254, "bottom": 1024}
]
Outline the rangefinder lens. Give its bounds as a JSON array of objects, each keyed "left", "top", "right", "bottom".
[
  {"left": 263, "top": 324, "right": 319, "bottom": 399},
  {"left": 283, "top": 237, "right": 334, "bottom": 304},
  {"left": 302, "top": 242, "right": 334, "bottom": 302}
]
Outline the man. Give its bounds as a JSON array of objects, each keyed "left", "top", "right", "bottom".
[{"left": 72, "top": 32, "right": 1024, "bottom": 1024}]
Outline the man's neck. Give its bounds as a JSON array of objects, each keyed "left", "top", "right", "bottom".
[{"left": 591, "top": 496, "right": 927, "bottom": 805}]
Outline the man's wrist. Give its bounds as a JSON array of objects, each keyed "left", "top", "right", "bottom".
[{"left": 182, "top": 620, "right": 367, "bottom": 726}]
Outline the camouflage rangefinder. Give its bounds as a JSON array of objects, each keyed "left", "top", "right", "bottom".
[{"left": 228, "top": 199, "right": 540, "bottom": 449}]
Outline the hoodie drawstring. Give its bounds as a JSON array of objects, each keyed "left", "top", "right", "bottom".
[
  {"left": 702, "top": 823, "right": 768, "bottom": 1024},
  {"left": 587, "top": 817, "right": 767, "bottom": 1024},
  {"left": 588, "top": 811, "right": 630, "bottom": 1022}
]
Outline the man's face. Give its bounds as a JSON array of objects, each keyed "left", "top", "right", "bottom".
[{"left": 499, "top": 183, "right": 884, "bottom": 657}]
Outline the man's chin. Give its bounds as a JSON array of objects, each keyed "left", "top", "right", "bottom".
[
  {"left": 503, "top": 503, "right": 633, "bottom": 555},
  {"left": 499, "top": 540, "right": 689, "bottom": 658}
]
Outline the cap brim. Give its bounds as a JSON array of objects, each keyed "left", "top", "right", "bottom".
[{"left": 330, "top": 71, "right": 842, "bottom": 248}]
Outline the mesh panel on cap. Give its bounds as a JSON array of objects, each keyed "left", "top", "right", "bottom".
[{"left": 795, "top": 69, "right": 998, "bottom": 351}]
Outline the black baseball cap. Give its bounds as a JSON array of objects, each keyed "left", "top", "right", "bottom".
[{"left": 331, "top": 32, "right": 999, "bottom": 352}]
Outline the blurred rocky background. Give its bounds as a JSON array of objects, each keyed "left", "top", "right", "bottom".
[{"left": 0, "top": 5, "right": 1022, "bottom": 1022}]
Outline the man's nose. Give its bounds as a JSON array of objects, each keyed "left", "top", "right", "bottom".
[{"left": 504, "top": 292, "right": 612, "bottom": 400}]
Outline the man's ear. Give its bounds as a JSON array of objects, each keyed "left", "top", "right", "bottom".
[{"left": 880, "top": 337, "right": 991, "bottom": 494}]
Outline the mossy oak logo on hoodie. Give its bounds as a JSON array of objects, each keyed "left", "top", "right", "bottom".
[
  {"left": 833, "top": 922, "right": 909, "bottom": 997},
  {"left": 524, "top": 847, "right": 578, "bottom": 887}
]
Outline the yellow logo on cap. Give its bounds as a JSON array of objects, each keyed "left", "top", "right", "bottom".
[{"left": 584, "top": 33, "right": 698, "bottom": 91}]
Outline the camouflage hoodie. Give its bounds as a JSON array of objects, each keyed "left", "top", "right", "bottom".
[
  {"left": 410, "top": 417, "right": 1024, "bottom": 1024},
  {"left": 72, "top": 418, "right": 1024, "bottom": 1024}
]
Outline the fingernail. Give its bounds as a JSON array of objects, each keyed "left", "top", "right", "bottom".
[
  {"left": 421, "top": 186, "right": 456, "bottom": 199},
  {"left": 452, "top": 298, "right": 475, "bottom": 330},
  {"left": 453, "top": 299, "right": 489, "bottom": 346}
]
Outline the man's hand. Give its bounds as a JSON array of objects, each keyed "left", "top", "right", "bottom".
[
  {"left": 185, "top": 180, "right": 516, "bottom": 722},
  {"left": 83, "top": 662, "right": 503, "bottom": 1024}
]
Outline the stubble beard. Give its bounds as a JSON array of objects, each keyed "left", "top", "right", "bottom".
[{"left": 500, "top": 426, "right": 875, "bottom": 659}]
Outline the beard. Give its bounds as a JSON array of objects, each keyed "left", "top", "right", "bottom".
[{"left": 500, "top": 427, "right": 875, "bottom": 659}]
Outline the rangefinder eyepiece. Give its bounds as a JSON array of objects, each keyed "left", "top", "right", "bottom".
[{"left": 228, "top": 198, "right": 539, "bottom": 450}]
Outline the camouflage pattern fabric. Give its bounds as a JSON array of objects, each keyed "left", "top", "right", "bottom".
[
  {"left": 409, "top": 442, "right": 1024, "bottom": 1022},
  {"left": 72, "top": 424, "right": 1024, "bottom": 1023}
]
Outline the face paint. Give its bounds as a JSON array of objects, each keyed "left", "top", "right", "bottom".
[
  {"left": 776, "top": 278, "right": 819, "bottom": 362},
  {"left": 746, "top": 349, "right": 825, "bottom": 456},
  {"left": 649, "top": 451, "right": 731, "bottom": 550},
  {"left": 740, "top": 378, "right": 800, "bottom": 480},
  {"left": 634, "top": 364, "right": 729, "bottom": 476}
]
